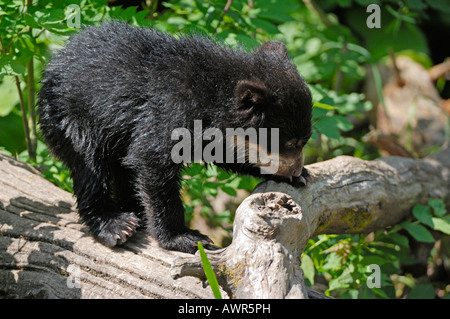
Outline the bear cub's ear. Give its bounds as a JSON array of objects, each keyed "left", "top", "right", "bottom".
[
  {"left": 235, "top": 80, "right": 268, "bottom": 109},
  {"left": 256, "top": 40, "right": 289, "bottom": 59}
]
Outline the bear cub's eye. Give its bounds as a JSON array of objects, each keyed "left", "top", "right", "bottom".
[{"left": 284, "top": 138, "right": 299, "bottom": 149}]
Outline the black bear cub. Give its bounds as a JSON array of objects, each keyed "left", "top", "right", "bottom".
[{"left": 38, "top": 21, "right": 312, "bottom": 254}]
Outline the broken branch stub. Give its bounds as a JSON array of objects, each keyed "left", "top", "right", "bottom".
[{"left": 172, "top": 192, "right": 312, "bottom": 299}]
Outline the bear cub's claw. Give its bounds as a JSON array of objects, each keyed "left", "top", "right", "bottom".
[{"left": 95, "top": 213, "right": 140, "bottom": 247}]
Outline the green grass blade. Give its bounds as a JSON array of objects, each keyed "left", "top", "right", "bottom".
[{"left": 198, "top": 241, "right": 222, "bottom": 299}]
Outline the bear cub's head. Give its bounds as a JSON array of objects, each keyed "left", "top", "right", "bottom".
[{"left": 233, "top": 41, "right": 313, "bottom": 182}]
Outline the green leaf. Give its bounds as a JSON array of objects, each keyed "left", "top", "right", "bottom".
[
  {"left": 10, "top": 62, "right": 26, "bottom": 75},
  {"left": 204, "top": 181, "right": 220, "bottom": 189},
  {"left": 219, "top": 185, "right": 237, "bottom": 197},
  {"left": 256, "top": 0, "right": 298, "bottom": 22},
  {"left": 236, "top": 176, "right": 260, "bottom": 191},
  {"left": 24, "top": 14, "right": 41, "bottom": 28},
  {"left": 371, "top": 287, "right": 390, "bottom": 299},
  {"left": 328, "top": 268, "right": 354, "bottom": 291},
  {"left": 134, "top": 9, "right": 152, "bottom": 25},
  {"left": 204, "top": 6, "right": 218, "bottom": 26},
  {"left": 402, "top": 223, "right": 435, "bottom": 243},
  {"left": 407, "top": 283, "right": 435, "bottom": 299},
  {"left": 304, "top": 37, "right": 322, "bottom": 56},
  {"left": 167, "top": 16, "right": 190, "bottom": 27},
  {"left": 428, "top": 198, "right": 447, "bottom": 217},
  {"left": 412, "top": 204, "right": 433, "bottom": 227},
  {"left": 309, "top": 85, "right": 336, "bottom": 106},
  {"left": 404, "top": 0, "right": 427, "bottom": 10},
  {"left": 314, "top": 116, "right": 341, "bottom": 140},
  {"left": 342, "top": 289, "right": 359, "bottom": 299},
  {"left": 0, "top": 111, "right": 26, "bottom": 154},
  {"left": 313, "top": 102, "right": 336, "bottom": 110},
  {"left": 311, "top": 104, "right": 329, "bottom": 120},
  {"left": 314, "top": 115, "right": 353, "bottom": 140},
  {"left": 249, "top": 18, "right": 279, "bottom": 35},
  {"left": 198, "top": 242, "right": 222, "bottom": 299},
  {"left": 184, "top": 163, "right": 204, "bottom": 176},
  {"left": 0, "top": 76, "right": 19, "bottom": 116},
  {"left": 119, "top": 6, "right": 139, "bottom": 20},
  {"left": 46, "top": 9, "right": 66, "bottom": 23},
  {"left": 0, "top": 54, "right": 13, "bottom": 69},
  {"left": 322, "top": 252, "right": 343, "bottom": 271},
  {"left": 235, "top": 33, "right": 259, "bottom": 51},
  {"left": 431, "top": 217, "right": 450, "bottom": 235},
  {"left": 204, "top": 187, "right": 218, "bottom": 197},
  {"left": 395, "top": 275, "right": 415, "bottom": 288},
  {"left": 301, "top": 254, "right": 315, "bottom": 285},
  {"left": 16, "top": 33, "right": 36, "bottom": 54},
  {"left": 361, "top": 255, "right": 388, "bottom": 266},
  {"left": 334, "top": 115, "right": 354, "bottom": 132},
  {"left": 257, "top": 9, "right": 294, "bottom": 23},
  {"left": 388, "top": 233, "right": 409, "bottom": 247}
]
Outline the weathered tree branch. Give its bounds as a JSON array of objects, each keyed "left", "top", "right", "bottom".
[
  {"left": 1, "top": 144, "right": 449, "bottom": 298},
  {"left": 172, "top": 144, "right": 450, "bottom": 298}
]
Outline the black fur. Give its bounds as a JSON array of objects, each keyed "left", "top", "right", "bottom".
[{"left": 38, "top": 21, "right": 312, "bottom": 253}]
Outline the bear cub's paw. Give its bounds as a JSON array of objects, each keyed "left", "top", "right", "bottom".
[
  {"left": 95, "top": 212, "right": 141, "bottom": 247},
  {"left": 158, "top": 228, "right": 214, "bottom": 254},
  {"left": 292, "top": 167, "right": 312, "bottom": 187}
]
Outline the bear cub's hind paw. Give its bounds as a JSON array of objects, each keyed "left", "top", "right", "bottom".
[{"left": 95, "top": 212, "right": 141, "bottom": 247}]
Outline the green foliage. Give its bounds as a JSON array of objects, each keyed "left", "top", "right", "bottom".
[
  {"left": 301, "top": 198, "right": 449, "bottom": 298},
  {"left": 0, "top": 0, "right": 154, "bottom": 79},
  {"left": 406, "top": 199, "right": 450, "bottom": 239},
  {"left": 157, "top": 0, "right": 300, "bottom": 49},
  {"left": 18, "top": 139, "right": 74, "bottom": 192}
]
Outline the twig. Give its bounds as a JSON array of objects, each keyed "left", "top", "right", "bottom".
[
  {"left": 26, "top": 54, "right": 37, "bottom": 159},
  {"left": 303, "top": 0, "right": 333, "bottom": 26},
  {"left": 429, "top": 58, "right": 450, "bottom": 82},
  {"left": 14, "top": 75, "right": 33, "bottom": 157},
  {"left": 25, "top": 0, "right": 37, "bottom": 159},
  {"left": 389, "top": 49, "right": 405, "bottom": 87},
  {"left": 212, "top": 0, "right": 233, "bottom": 36}
]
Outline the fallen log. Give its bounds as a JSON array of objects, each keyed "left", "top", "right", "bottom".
[{"left": 1, "top": 143, "right": 449, "bottom": 298}]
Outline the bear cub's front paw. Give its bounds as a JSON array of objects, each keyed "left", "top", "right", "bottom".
[
  {"left": 292, "top": 167, "right": 312, "bottom": 187},
  {"left": 158, "top": 228, "right": 214, "bottom": 254}
]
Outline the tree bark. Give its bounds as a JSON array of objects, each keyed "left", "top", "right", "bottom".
[{"left": 1, "top": 144, "right": 449, "bottom": 298}]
